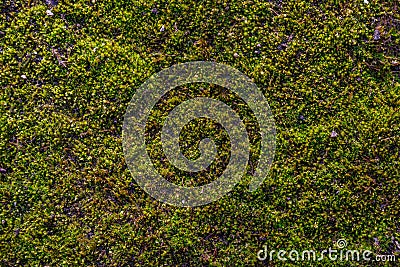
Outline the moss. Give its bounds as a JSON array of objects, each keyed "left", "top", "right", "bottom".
[{"left": 1, "top": 0, "right": 399, "bottom": 266}]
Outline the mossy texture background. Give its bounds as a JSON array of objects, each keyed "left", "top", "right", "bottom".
[{"left": 1, "top": 0, "right": 399, "bottom": 266}]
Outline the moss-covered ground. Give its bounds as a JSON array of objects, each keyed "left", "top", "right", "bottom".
[{"left": 1, "top": 0, "right": 399, "bottom": 266}]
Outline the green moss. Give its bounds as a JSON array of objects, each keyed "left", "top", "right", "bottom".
[{"left": 1, "top": 0, "right": 399, "bottom": 266}]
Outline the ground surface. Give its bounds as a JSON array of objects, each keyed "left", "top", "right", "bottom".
[{"left": 1, "top": 0, "right": 399, "bottom": 266}]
